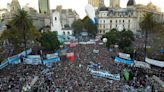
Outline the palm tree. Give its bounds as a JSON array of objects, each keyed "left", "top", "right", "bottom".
[
  {"left": 140, "top": 12, "right": 156, "bottom": 61},
  {"left": 11, "top": 9, "right": 33, "bottom": 56}
]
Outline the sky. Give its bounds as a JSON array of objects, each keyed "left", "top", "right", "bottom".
[{"left": 0, "top": 0, "right": 164, "bottom": 19}]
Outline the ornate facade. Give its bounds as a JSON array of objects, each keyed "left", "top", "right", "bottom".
[{"left": 97, "top": 0, "right": 164, "bottom": 35}]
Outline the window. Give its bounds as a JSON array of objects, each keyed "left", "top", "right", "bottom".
[
  {"left": 110, "top": 20, "right": 112, "bottom": 23},
  {"left": 100, "top": 30, "right": 102, "bottom": 34},
  {"left": 67, "top": 31, "right": 70, "bottom": 35},
  {"left": 63, "top": 32, "right": 65, "bottom": 35},
  {"left": 116, "top": 20, "right": 117, "bottom": 23},
  {"left": 103, "top": 30, "right": 105, "bottom": 33},
  {"left": 116, "top": 25, "right": 117, "bottom": 27},
  {"left": 128, "top": 25, "right": 130, "bottom": 29},
  {"left": 119, "top": 20, "right": 121, "bottom": 23},
  {"left": 104, "top": 20, "right": 105, "bottom": 23},
  {"left": 104, "top": 25, "right": 105, "bottom": 28},
  {"left": 55, "top": 17, "right": 57, "bottom": 21},
  {"left": 123, "top": 20, "right": 125, "bottom": 23},
  {"left": 128, "top": 20, "right": 130, "bottom": 23},
  {"left": 99, "top": 20, "right": 101, "bottom": 23}
]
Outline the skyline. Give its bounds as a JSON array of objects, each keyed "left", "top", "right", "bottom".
[{"left": 1, "top": 0, "right": 164, "bottom": 19}]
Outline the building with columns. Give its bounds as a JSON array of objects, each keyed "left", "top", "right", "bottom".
[
  {"left": 2, "top": 0, "right": 51, "bottom": 31},
  {"left": 96, "top": 0, "right": 164, "bottom": 35}
]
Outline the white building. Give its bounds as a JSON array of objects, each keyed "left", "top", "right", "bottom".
[
  {"left": 97, "top": 0, "right": 164, "bottom": 35},
  {"left": 97, "top": 7, "right": 138, "bottom": 34},
  {"left": 53, "top": 6, "right": 79, "bottom": 28},
  {"left": 51, "top": 10, "right": 62, "bottom": 35}
]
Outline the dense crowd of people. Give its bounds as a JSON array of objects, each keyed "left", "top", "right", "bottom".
[{"left": 0, "top": 39, "right": 163, "bottom": 92}]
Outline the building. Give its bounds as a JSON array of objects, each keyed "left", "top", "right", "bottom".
[
  {"left": 96, "top": 0, "right": 164, "bottom": 35},
  {"left": 53, "top": 6, "right": 79, "bottom": 28},
  {"left": 9, "top": 0, "right": 21, "bottom": 14},
  {"left": 51, "top": 10, "right": 62, "bottom": 35},
  {"left": 110, "top": 0, "right": 120, "bottom": 8},
  {"left": 38, "top": 0, "right": 50, "bottom": 14},
  {"left": 2, "top": 0, "right": 50, "bottom": 31},
  {"left": 97, "top": 7, "right": 138, "bottom": 34},
  {"left": 88, "top": 0, "right": 104, "bottom": 8}
]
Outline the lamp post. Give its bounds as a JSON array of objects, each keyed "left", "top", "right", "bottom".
[{"left": 103, "top": 38, "right": 107, "bottom": 47}]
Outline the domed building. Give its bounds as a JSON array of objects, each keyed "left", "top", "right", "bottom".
[{"left": 127, "top": 0, "right": 136, "bottom": 7}]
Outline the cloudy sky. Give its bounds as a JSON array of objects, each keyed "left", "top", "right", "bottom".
[{"left": 1, "top": 0, "right": 164, "bottom": 18}]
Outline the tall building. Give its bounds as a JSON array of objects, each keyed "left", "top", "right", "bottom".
[
  {"left": 110, "top": 0, "right": 120, "bottom": 8},
  {"left": 53, "top": 6, "right": 79, "bottom": 28},
  {"left": 38, "top": 0, "right": 50, "bottom": 14},
  {"left": 10, "top": 0, "right": 21, "bottom": 14},
  {"left": 88, "top": 0, "right": 104, "bottom": 8}
]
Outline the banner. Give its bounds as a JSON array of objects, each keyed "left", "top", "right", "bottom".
[
  {"left": 0, "top": 59, "right": 9, "bottom": 70},
  {"left": 47, "top": 53, "right": 59, "bottom": 59},
  {"left": 70, "top": 42, "right": 76, "bottom": 48},
  {"left": 8, "top": 55, "right": 20, "bottom": 64},
  {"left": 24, "top": 55, "right": 42, "bottom": 65},
  {"left": 134, "top": 60, "right": 151, "bottom": 69},
  {"left": 119, "top": 52, "right": 131, "bottom": 60},
  {"left": 18, "top": 48, "right": 32, "bottom": 57},
  {"left": 67, "top": 52, "right": 75, "bottom": 61},
  {"left": 145, "top": 57, "right": 164, "bottom": 68},
  {"left": 114, "top": 57, "right": 134, "bottom": 65},
  {"left": 43, "top": 57, "right": 60, "bottom": 64},
  {"left": 90, "top": 70, "right": 120, "bottom": 80}
]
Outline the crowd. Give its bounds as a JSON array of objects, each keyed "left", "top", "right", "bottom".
[{"left": 0, "top": 39, "right": 163, "bottom": 92}]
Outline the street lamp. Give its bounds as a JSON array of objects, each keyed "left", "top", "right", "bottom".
[{"left": 103, "top": 38, "right": 107, "bottom": 43}]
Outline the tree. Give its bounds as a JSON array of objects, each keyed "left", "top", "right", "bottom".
[
  {"left": 39, "top": 31, "right": 60, "bottom": 51},
  {"left": 72, "top": 19, "right": 83, "bottom": 36},
  {"left": 0, "top": 9, "right": 41, "bottom": 53},
  {"left": 11, "top": 9, "right": 33, "bottom": 52},
  {"left": 102, "top": 29, "right": 134, "bottom": 54},
  {"left": 118, "top": 29, "right": 134, "bottom": 49},
  {"left": 102, "top": 29, "right": 120, "bottom": 48},
  {"left": 83, "top": 16, "right": 97, "bottom": 37},
  {"left": 140, "top": 13, "right": 156, "bottom": 59}
]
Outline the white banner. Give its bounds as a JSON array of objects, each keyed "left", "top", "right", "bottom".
[
  {"left": 47, "top": 53, "right": 59, "bottom": 59},
  {"left": 119, "top": 52, "right": 131, "bottom": 60}
]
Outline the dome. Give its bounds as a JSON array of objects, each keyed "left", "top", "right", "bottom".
[{"left": 127, "top": 0, "right": 135, "bottom": 6}]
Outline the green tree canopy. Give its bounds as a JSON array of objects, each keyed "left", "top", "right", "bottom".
[
  {"left": 0, "top": 9, "right": 41, "bottom": 52},
  {"left": 83, "top": 16, "right": 97, "bottom": 37},
  {"left": 102, "top": 29, "right": 120, "bottom": 47},
  {"left": 72, "top": 19, "right": 83, "bottom": 36},
  {"left": 102, "top": 29, "right": 134, "bottom": 54},
  {"left": 39, "top": 31, "right": 60, "bottom": 50}
]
